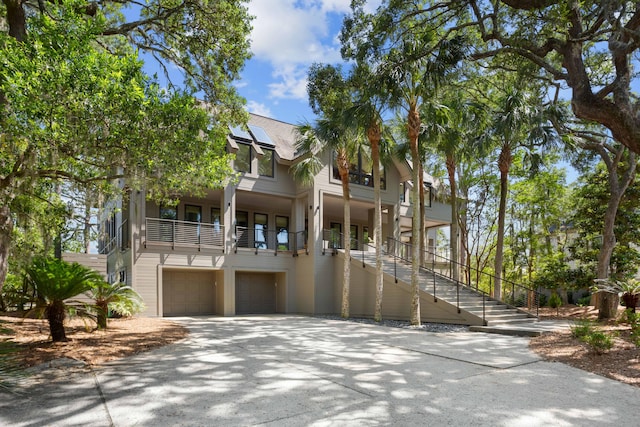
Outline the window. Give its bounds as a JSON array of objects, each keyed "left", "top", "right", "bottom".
[
  {"left": 210, "top": 207, "right": 223, "bottom": 245},
  {"left": 236, "top": 210, "right": 248, "bottom": 227},
  {"left": 408, "top": 183, "right": 433, "bottom": 208},
  {"left": 235, "top": 143, "right": 251, "bottom": 173},
  {"left": 185, "top": 205, "right": 201, "bottom": 223},
  {"left": 254, "top": 213, "right": 268, "bottom": 249},
  {"left": 332, "top": 149, "right": 386, "bottom": 189},
  {"left": 424, "top": 183, "right": 433, "bottom": 208},
  {"left": 236, "top": 210, "right": 249, "bottom": 247},
  {"left": 330, "top": 222, "right": 342, "bottom": 249},
  {"left": 159, "top": 206, "right": 177, "bottom": 242},
  {"left": 160, "top": 206, "right": 177, "bottom": 220},
  {"left": 258, "top": 149, "right": 274, "bottom": 177},
  {"left": 276, "top": 216, "right": 289, "bottom": 250},
  {"left": 211, "top": 207, "right": 222, "bottom": 226},
  {"left": 350, "top": 225, "right": 358, "bottom": 250},
  {"left": 400, "top": 182, "right": 406, "bottom": 203}
]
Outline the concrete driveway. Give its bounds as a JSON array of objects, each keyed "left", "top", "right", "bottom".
[{"left": 2, "top": 315, "right": 639, "bottom": 426}]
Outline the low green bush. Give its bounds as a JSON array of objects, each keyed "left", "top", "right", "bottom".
[
  {"left": 623, "top": 309, "right": 640, "bottom": 348},
  {"left": 577, "top": 295, "right": 591, "bottom": 307},
  {"left": 582, "top": 331, "right": 614, "bottom": 354},
  {"left": 570, "top": 319, "right": 594, "bottom": 339}
]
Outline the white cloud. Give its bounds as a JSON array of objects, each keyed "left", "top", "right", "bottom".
[
  {"left": 248, "top": 1, "right": 343, "bottom": 65},
  {"left": 245, "top": 100, "right": 273, "bottom": 117},
  {"left": 247, "top": 1, "right": 350, "bottom": 101},
  {"left": 244, "top": 1, "right": 383, "bottom": 104},
  {"left": 268, "top": 64, "right": 309, "bottom": 100}
]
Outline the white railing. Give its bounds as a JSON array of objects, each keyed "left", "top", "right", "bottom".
[
  {"left": 145, "top": 218, "right": 225, "bottom": 249},
  {"left": 100, "top": 220, "right": 129, "bottom": 254}
]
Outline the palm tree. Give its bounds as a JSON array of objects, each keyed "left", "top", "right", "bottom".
[
  {"left": 292, "top": 63, "right": 364, "bottom": 318},
  {"left": 26, "top": 257, "right": 99, "bottom": 342},
  {"left": 88, "top": 281, "right": 145, "bottom": 329},
  {"left": 292, "top": 120, "right": 362, "bottom": 318},
  {"left": 347, "top": 64, "right": 392, "bottom": 323}
]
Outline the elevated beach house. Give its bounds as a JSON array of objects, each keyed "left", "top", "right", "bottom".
[{"left": 100, "top": 113, "right": 458, "bottom": 321}]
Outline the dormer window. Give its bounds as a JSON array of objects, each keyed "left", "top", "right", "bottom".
[
  {"left": 229, "top": 124, "right": 276, "bottom": 177},
  {"left": 235, "top": 142, "right": 252, "bottom": 173}
]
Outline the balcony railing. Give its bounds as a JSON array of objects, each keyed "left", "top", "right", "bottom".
[
  {"left": 144, "top": 219, "right": 308, "bottom": 255},
  {"left": 235, "top": 226, "right": 307, "bottom": 255},
  {"left": 145, "top": 218, "right": 225, "bottom": 250}
]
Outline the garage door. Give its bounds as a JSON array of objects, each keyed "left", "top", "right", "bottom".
[
  {"left": 235, "top": 272, "right": 276, "bottom": 314},
  {"left": 163, "top": 270, "right": 216, "bottom": 316}
]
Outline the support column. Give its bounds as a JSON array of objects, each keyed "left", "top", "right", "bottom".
[{"left": 224, "top": 184, "right": 236, "bottom": 254}]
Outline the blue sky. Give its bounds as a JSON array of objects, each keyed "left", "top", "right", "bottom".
[{"left": 236, "top": 1, "right": 380, "bottom": 124}]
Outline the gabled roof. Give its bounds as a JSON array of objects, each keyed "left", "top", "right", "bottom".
[{"left": 228, "top": 113, "right": 299, "bottom": 164}]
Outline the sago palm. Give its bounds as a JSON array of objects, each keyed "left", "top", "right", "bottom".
[
  {"left": 88, "top": 281, "right": 145, "bottom": 329},
  {"left": 26, "top": 257, "right": 99, "bottom": 342}
]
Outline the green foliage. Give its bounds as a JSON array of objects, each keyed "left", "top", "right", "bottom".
[
  {"left": 570, "top": 319, "right": 594, "bottom": 339},
  {"left": 571, "top": 318, "right": 614, "bottom": 353},
  {"left": 582, "top": 331, "right": 614, "bottom": 354},
  {"left": 548, "top": 293, "right": 562, "bottom": 309},
  {"left": 0, "top": 273, "right": 32, "bottom": 311},
  {"left": 593, "top": 278, "right": 640, "bottom": 297},
  {"left": 569, "top": 164, "right": 640, "bottom": 279},
  {"left": 87, "top": 281, "right": 145, "bottom": 329},
  {"left": 622, "top": 310, "right": 640, "bottom": 348},
  {"left": 1, "top": 0, "right": 246, "bottom": 290},
  {"left": 25, "top": 258, "right": 100, "bottom": 341},
  {"left": 577, "top": 295, "right": 592, "bottom": 307}
]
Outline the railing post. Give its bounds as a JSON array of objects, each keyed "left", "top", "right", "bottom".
[
  {"left": 483, "top": 293, "right": 486, "bottom": 325},
  {"left": 172, "top": 220, "right": 175, "bottom": 250}
]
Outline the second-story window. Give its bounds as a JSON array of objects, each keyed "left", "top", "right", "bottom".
[
  {"left": 235, "top": 143, "right": 251, "bottom": 173},
  {"left": 258, "top": 149, "right": 274, "bottom": 177},
  {"left": 332, "top": 149, "right": 386, "bottom": 190}
]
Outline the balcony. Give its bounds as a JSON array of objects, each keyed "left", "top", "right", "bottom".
[
  {"left": 234, "top": 226, "right": 307, "bottom": 255},
  {"left": 145, "top": 218, "right": 225, "bottom": 251},
  {"left": 143, "top": 218, "right": 307, "bottom": 256}
]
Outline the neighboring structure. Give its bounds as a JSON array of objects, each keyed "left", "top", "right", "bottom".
[{"left": 100, "top": 113, "right": 451, "bottom": 319}]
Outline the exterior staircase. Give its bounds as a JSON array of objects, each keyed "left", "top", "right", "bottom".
[{"left": 352, "top": 250, "right": 542, "bottom": 333}]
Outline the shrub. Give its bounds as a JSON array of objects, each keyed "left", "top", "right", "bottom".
[
  {"left": 570, "top": 319, "right": 594, "bottom": 339},
  {"left": 577, "top": 295, "right": 591, "bottom": 307},
  {"left": 549, "top": 293, "right": 562, "bottom": 315},
  {"left": 623, "top": 310, "right": 640, "bottom": 348},
  {"left": 582, "top": 331, "right": 614, "bottom": 354},
  {"left": 87, "top": 281, "right": 145, "bottom": 329}
]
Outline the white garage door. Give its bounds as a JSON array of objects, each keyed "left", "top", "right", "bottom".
[
  {"left": 163, "top": 270, "right": 216, "bottom": 316},
  {"left": 235, "top": 272, "right": 276, "bottom": 314}
]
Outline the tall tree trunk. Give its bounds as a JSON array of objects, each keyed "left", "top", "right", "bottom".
[
  {"left": 4, "top": 0, "right": 27, "bottom": 41},
  {"left": 494, "top": 144, "right": 511, "bottom": 300},
  {"left": 337, "top": 153, "right": 351, "bottom": 319},
  {"left": 0, "top": 205, "right": 13, "bottom": 293},
  {"left": 408, "top": 102, "right": 421, "bottom": 325},
  {"left": 594, "top": 148, "right": 635, "bottom": 319},
  {"left": 446, "top": 154, "right": 459, "bottom": 282},
  {"left": 369, "top": 122, "right": 384, "bottom": 322},
  {"left": 84, "top": 195, "right": 92, "bottom": 253}
]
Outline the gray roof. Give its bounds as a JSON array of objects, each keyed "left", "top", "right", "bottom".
[{"left": 245, "top": 113, "right": 298, "bottom": 163}]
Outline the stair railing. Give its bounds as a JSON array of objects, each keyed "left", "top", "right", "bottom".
[{"left": 387, "top": 236, "right": 541, "bottom": 320}]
